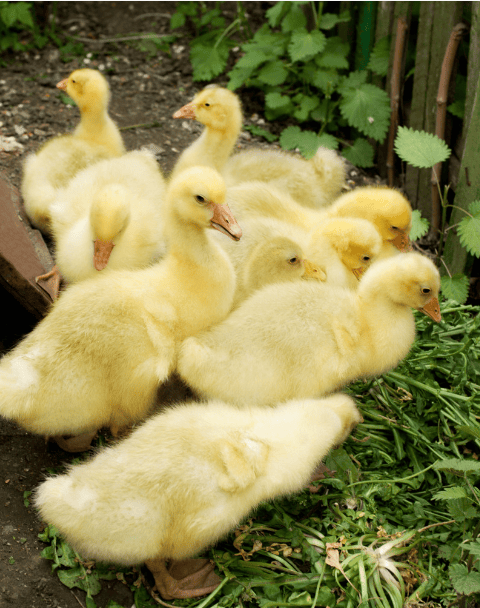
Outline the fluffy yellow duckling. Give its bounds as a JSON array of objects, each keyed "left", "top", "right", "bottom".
[
  {"left": 0, "top": 167, "right": 241, "bottom": 450},
  {"left": 326, "top": 186, "right": 413, "bottom": 259},
  {"left": 178, "top": 253, "right": 441, "bottom": 406},
  {"left": 50, "top": 150, "right": 167, "bottom": 285},
  {"left": 21, "top": 68, "right": 125, "bottom": 233},
  {"left": 307, "top": 217, "right": 382, "bottom": 289},
  {"left": 170, "top": 85, "right": 243, "bottom": 180},
  {"left": 227, "top": 182, "right": 412, "bottom": 260},
  {"left": 217, "top": 216, "right": 324, "bottom": 306},
  {"left": 223, "top": 146, "right": 346, "bottom": 209},
  {"left": 35, "top": 393, "right": 362, "bottom": 599}
]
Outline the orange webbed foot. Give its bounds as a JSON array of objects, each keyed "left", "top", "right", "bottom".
[{"left": 145, "top": 558, "right": 221, "bottom": 600}]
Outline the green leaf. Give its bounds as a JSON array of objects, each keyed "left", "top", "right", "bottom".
[
  {"left": 342, "top": 138, "right": 374, "bottom": 168},
  {"left": 464, "top": 540, "right": 480, "bottom": 556},
  {"left": 433, "top": 458, "right": 480, "bottom": 474},
  {"left": 227, "top": 66, "right": 255, "bottom": 91},
  {"left": 279, "top": 126, "right": 320, "bottom": 159},
  {"left": 0, "top": 2, "right": 33, "bottom": 29},
  {"left": 448, "top": 100, "right": 464, "bottom": 119},
  {"left": 288, "top": 29, "right": 327, "bottom": 63},
  {"left": 293, "top": 94, "right": 319, "bottom": 122},
  {"left": 440, "top": 274, "right": 469, "bottom": 304},
  {"left": 170, "top": 12, "right": 186, "bottom": 29},
  {"left": 394, "top": 127, "right": 451, "bottom": 168},
  {"left": 339, "top": 84, "right": 391, "bottom": 141},
  {"left": 58, "top": 567, "right": 102, "bottom": 595},
  {"left": 265, "top": 91, "right": 293, "bottom": 111},
  {"left": 281, "top": 5, "right": 307, "bottom": 32},
  {"left": 190, "top": 43, "right": 229, "bottom": 81},
  {"left": 319, "top": 11, "right": 351, "bottom": 30},
  {"left": 244, "top": 125, "right": 278, "bottom": 143},
  {"left": 317, "top": 133, "right": 339, "bottom": 150},
  {"left": 457, "top": 200, "right": 480, "bottom": 257},
  {"left": 450, "top": 564, "right": 480, "bottom": 595},
  {"left": 311, "top": 68, "right": 339, "bottom": 94},
  {"left": 266, "top": 1, "right": 288, "bottom": 28},
  {"left": 367, "top": 36, "right": 390, "bottom": 77},
  {"left": 432, "top": 486, "right": 468, "bottom": 500},
  {"left": 235, "top": 49, "right": 270, "bottom": 69},
  {"left": 316, "top": 41, "right": 349, "bottom": 70},
  {"left": 410, "top": 209, "right": 430, "bottom": 241},
  {"left": 337, "top": 70, "right": 368, "bottom": 93},
  {"left": 257, "top": 60, "right": 288, "bottom": 86}
]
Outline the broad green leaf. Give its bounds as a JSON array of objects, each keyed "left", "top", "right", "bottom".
[
  {"left": 289, "top": 29, "right": 327, "bottom": 63},
  {"left": 279, "top": 126, "right": 320, "bottom": 159},
  {"left": 450, "top": 564, "right": 480, "bottom": 595},
  {"left": 170, "top": 12, "right": 186, "bottom": 29},
  {"left": 257, "top": 60, "right": 288, "bottom": 86},
  {"left": 440, "top": 274, "right": 469, "bottom": 304},
  {"left": 227, "top": 66, "right": 255, "bottom": 91},
  {"left": 244, "top": 124, "right": 278, "bottom": 143},
  {"left": 410, "top": 209, "right": 430, "bottom": 241},
  {"left": 57, "top": 567, "right": 102, "bottom": 595},
  {"left": 190, "top": 43, "right": 229, "bottom": 81},
  {"left": 235, "top": 49, "right": 270, "bottom": 69},
  {"left": 325, "top": 447, "right": 359, "bottom": 483},
  {"left": 1, "top": 2, "right": 33, "bottom": 28},
  {"left": 266, "top": 1, "right": 288, "bottom": 28},
  {"left": 457, "top": 200, "right": 480, "bottom": 257},
  {"left": 265, "top": 91, "right": 293, "bottom": 111},
  {"left": 319, "top": 11, "right": 351, "bottom": 30},
  {"left": 340, "top": 84, "right": 391, "bottom": 141},
  {"left": 337, "top": 70, "right": 368, "bottom": 93},
  {"left": 281, "top": 5, "right": 307, "bottom": 32},
  {"left": 293, "top": 94, "right": 319, "bottom": 122},
  {"left": 464, "top": 540, "right": 480, "bottom": 556},
  {"left": 342, "top": 138, "right": 375, "bottom": 168},
  {"left": 432, "top": 486, "right": 468, "bottom": 500},
  {"left": 448, "top": 100, "right": 465, "bottom": 119},
  {"left": 311, "top": 68, "right": 339, "bottom": 93},
  {"left": 367, "top": 36, "right": 390, "bottom": 77},
  {"left": 394, "top": 127, "right": 451, "bottom": 168},
  {"left": 317, "top": 133, "right": 339, "bottom": 150},
  {"left": 434, "top": 458, "right": 480, "bottom": 473}
]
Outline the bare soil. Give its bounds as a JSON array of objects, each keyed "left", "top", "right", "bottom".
[{"left": 0, "top": 3, "right": 373, "bottom": 607}]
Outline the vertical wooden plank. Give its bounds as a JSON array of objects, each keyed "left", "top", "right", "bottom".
[
  {"left": 404, "top": 2, "right": 434, "bottom": 210},
  {"left": 443, "top": 71, "right": 480, "bottom": 276}
]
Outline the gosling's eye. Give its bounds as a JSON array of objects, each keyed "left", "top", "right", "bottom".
[
  {"left": 195, "top": 195, "right": 206, "bottom": 203},
  {"left": 362, "top": 255, "right": 371, "bottom": 262},
  {"left": 71, "top": 79, "right": 76, "bottom": 84},
  {"left": 204, "top": 103, "right": 210, "bottom": 107},
  {"left": 422, "top": 287, "right": 431, "bottom": 295},
  {"left": 391, "top": 226, "right": 399, "bottom": 231},
  {"left": 288, "top": 257, "right": 299, "bottom": 265}
]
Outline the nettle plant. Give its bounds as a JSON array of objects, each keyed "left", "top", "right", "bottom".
[
  {"left": 226, "top": 2, "right": 391, "bottom": 164},
  {"left": 395, "top": 127, "right": 480, "bottom": 304},
  {"left": 0, "top": 1, "right": 47, "bottom": 53},
  {"left": 171, "top": 1, "right": 391, "bottom": 164}
]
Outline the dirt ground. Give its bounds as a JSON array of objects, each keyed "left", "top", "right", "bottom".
[{"left": 0, "top": 3, "right": 376, "bottom": 607}]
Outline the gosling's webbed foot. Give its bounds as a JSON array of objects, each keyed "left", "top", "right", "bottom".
[
  {"left": 47, "top": 431, "right": 97, "bottom": 453},
  {"left": 145, "top": 557, "right": 221, "bottom": 600},
  {"left": 36, "top": 264, "right": 61, "bottom": 300}
]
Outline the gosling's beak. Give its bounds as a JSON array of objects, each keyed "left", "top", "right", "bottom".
[
  {"left": 209, "top": 202, "right": 242, "bottom": 241},
  {"left": 418, "top": 296, "right": 441, "bottom": 322},
  {"left": 56, "top": 78, "right": 68, "bottom": 91},
  {"left": 303, "top": 259, "right": 327, "bottom": 281},
  {"left": 390, "top": 230, "right": 411, "bottom": 252},
  {"left": 352, "top": 267, "right": 365, "bottom": 281},
  {"left": 94, "top": 240, "right": 115, "bottom": 271},
  {"left": 173, "top": 101, "right": 196, "bottom": 120}
]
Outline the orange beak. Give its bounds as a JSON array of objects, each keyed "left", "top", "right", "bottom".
[
  {"left": 418, "top": 297, "right": 441, "bottom": 322},
  {"left": 303, "top": 260, "right": 327, "bottom": 281},
  {"left": 173, "top": 101, "right": 196, "bottom": 120},
  {"left": 390, "top": 230, "right": 411, "bottom": 252},
  {"left": 209, "top": 202, "right": 242, "bottom": 241},
  {"left": 56, "top": 78, "right": 68, "bottom": 91},
  {"left": 94, "top": 240, "right": 115, "bottom": 271},
  {"left": 352, "top": 267, "right": 365, "bottom": 281}
]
